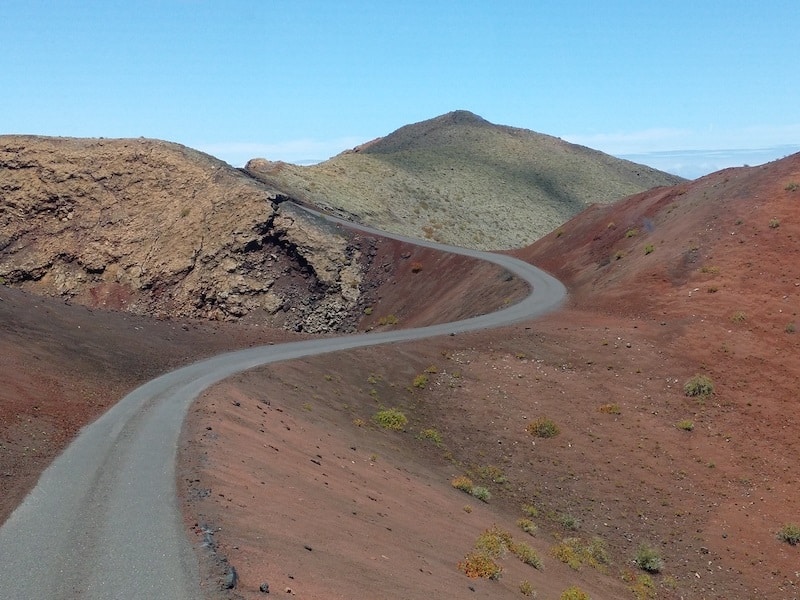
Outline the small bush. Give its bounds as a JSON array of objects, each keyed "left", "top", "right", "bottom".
[
  {"left": 517, "top": 518, "right": 538, "bottom": 535},
  {"left": 471, "top": 486, "right": 492, "bottom": 503},
  {"left": 778, "top": 523, "right": 800, "bottom": 545},
  {"left": 519, "top": 580, "right": 535, "bottom": 596},
  {"left": 560, "top": 586, "right": 590, "bottom": 600},
  {"left": 526, "top": 417, "right": 560, "bottom": 438},
  {"left": 522, "top": 504, "right": 539, "bottom": 518},
  {"left": 625, "top": 228, "right": 639, "bottom": 238},
  {"left": 373, "top": 408, "right": 407, "bottom": 431},
  {"left": 458, "top": 551, "right": 502, "bottom": 579},
  {"left": 598, "top": 403, "right": 621, "bottom": 415},
  {"left": 644, "top": 243, "right": 654, "bottom": 255},
  {"left": 634, "top": 544, "right": 664, "bottom": 573},
  {"left": 475, "top": 526, "right": 513, "bottom": 557},
  {"left": 786, "top": 322, "right": 796, "bottom": 334},
  {"left": 410, "top": 261, "right": 423, "bottom": 273},
  {"left": 511, "top": 541, "right": 543, "bottom": 569},
  {"left": 731, "top": 311, "right": 747, "bottom": 323},
  {"left": 769, "top": 218, "right": 780, "bottom": 229},
  {"left": 559, "top": 513, "right": 580, "bottom": 530},
  {"left": 412, "top": 374, "right": 429, "bottom": 389},
  {"left": 785, "top": 182, "right": 799, "bottom": 192},
  {"left": 377, "top": 314, "right": 399, "bottom": 326},
  {"left": 676, "top": 419, "right": 694, "bottom": 431},
  {"left": 418, "top": 428, "right": 442, "bottom": 446},
  {"left": 550, "top": 539, "right": 582, "bottom": 570},
  {"left": 684, "top": 374, "right": 714, "bottom": 398},
  {"left": 451, "top": 476, "right": 474, "bottom": 492}
]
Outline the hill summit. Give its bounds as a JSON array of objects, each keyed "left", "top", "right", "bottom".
[{"left": 247, "top": 111, "right": 684, "bottom": 250}]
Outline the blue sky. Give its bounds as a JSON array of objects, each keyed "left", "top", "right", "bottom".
[{"left": 2, "top": 1, "right": 798, "bottom": 178}]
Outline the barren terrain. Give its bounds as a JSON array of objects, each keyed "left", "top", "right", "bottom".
[
  {"left": 2, "top": 145, "right": 798, "bottom": 599},
  {"left": 181, "top": 155, "right": 800, "bottom": 599}
]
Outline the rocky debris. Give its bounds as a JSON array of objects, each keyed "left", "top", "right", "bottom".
[
  {"left": 0, "top": 136, "right": 376, "bottom": 332},
  {"left": 222, "top": 565, "right": 238, "bottom": 589}
]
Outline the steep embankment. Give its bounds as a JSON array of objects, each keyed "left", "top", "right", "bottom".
[
  {"left": 246, "top": 110, "right": 683, "bottom": 250},
  {"left": 0, "top": 136, "right": 373, "bottom": 333}
]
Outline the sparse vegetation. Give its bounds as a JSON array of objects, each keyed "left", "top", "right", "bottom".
[
  {"left": 644, "top": 243, "right": 654, "bottom": 255},
  {"left": 522, "top": 504, "right": 539, "bottom": 518},
  {"left": 777, "top": 523, "right": 800, "bottom": 545},
  {"left": 510, "top": 541, "right": 543, "bottom": 569},
  {"left": 471, "top": 486, "right": 492, "bottom": 503},
  {"left": 526, "top": 417, "right": 560, "bottom": 438},
  {"left": 684, "top": 374, "right": 714, "bottom": 398},
  {"left": 634, "top": 544, "right": 664, "bottom": 573},
  {"left": 731, "top": 311, "right": 747, "bottom": 324},
  {"left": 700, "top": 265, "right": 720, "bottom": 274},
  {"left": 625, "top": 228, "right": 639, "bottom": 238},
  {"left": 458, "top": 551, "right": 503, "bottom": 580},
  {"left": 560, "top": 586, "right": 590, "bottom": 600},
  {"left": 519, "top": 580, "right": 535, "bottom": 596},
  {"left": 559, "top": 513, "right": 580, "bottom": 530},
  {"left": 785, "top": 182, "right": 799, "bottom": 192},
  {"left": 373, "top": 408, "right": 407, "bottom": 431},
  {"left": 550, "top": 536, "right": 608, "bottom": 571},
  {"left": 598, "top": 403, "right": 621, "bottom": 415},
  {"left": 676, "top": 419, "right": 694, "bottom": 431},
  {"left": 417, "top": 428, "right": 442, "bottom": 446},
  {"left": 517, "top": 518, "right": 538, "bottom": 535},
  {"left": 769, "top": 217, "right": 780, "bottom": 229},
  {"left": 786, "top": 322, "right": 796, "bottom": 334},
  {"left": 451, "top": 476, "right": 474, "bottom": 493},
  {"left": 623, "top": 570, "right": 656, "bottom": 600},
  {"left": 412, "top": 373, "right": 429, "bottom": 389},
  {"left": 377, "top": 314, "right": 399, "bottom": 326},
  {"left": 614, "top": 250, "right": 625, "bottom": 260}
]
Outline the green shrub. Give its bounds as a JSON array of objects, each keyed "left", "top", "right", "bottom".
[
  {"left": 684, "top": 374, "right": 714, "bottom": 398},
  {"left": 778, "top": 523, "right": 800, "bottom": 545},
  {"left": 471, "top": 486, "right": 492, "bottom": 503},
  {"left": 511, "top": 541, "right": 543, "bottom": 569},
  {"left": 522, "top": 504, "right": 539, "bottom": 518},
  {"left": 676, "top": 419, "right": 694, "bottom": 431},
  {"left": 373, "top": 408, "right": 407, "bottom": 431},
  {"left": 731, "top": 311, "right": 747, "bottom": 323},
  {"left": 417, "top": 428, "right": 442, "bottom": 446},
  {"left": 475, "top": 526, "right": 513, "bottom": 557},
  {"left": 644, "top": 243, "right": 654, "bottom": 255},
  {"left": 769, "top": 218, "right": 780, "bottom": 229},
  {"left": 560, "top": 586, "right": 590, "bottom": 600},
  {"left": 412, "top": 373, "right": 429, "bottom": 389},
  {"left": 559, "top": 513, "right": 580, "bottom": 530},
  {"left": 625, "top": 228, "right": 639, "bottom": 238},
  {"left": 519, "top": 580, "right": 535, "bottom": 596},
  {"left": 634, "top": 544, "right": 664, "bottom": 573},
  {"left": 517, "top": 518, "right": 538, "bottom": 535},
  {"left": 526, "top": 417, "right": 560, "bottom": 438}
]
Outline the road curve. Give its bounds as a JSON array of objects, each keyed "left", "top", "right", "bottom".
[{"left": 0, "top": 206, "right": 565, "bottom": 599}]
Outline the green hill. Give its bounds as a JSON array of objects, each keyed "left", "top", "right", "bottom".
[{"left": 246, "top": 111, "right": 684, "bottom": 250}]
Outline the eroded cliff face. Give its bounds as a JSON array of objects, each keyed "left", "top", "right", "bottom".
[{"left": 0, "top": 136, "right": 374, "bottom": 333}]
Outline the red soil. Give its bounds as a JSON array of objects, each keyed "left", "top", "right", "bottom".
[{"left": 3, "top": 154, "right": 800, "bottom": 599}]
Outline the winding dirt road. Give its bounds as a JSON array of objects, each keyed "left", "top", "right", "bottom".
[{"left": 0, "top": 208, "right": 565, "bottom": 599}]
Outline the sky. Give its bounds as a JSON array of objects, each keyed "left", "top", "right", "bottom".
[{"left": 1, "top": 1, "right": 798, "bottom": 179}]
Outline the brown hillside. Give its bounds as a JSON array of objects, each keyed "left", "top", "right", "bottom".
[
  {"left": 0, "top": 136, "right": 378, "bottom": 333},
  {"left": 180, "top": 155, "right": 800, "bottom": 599},
  {"left": 246, "top": 111, "right": 683, "bottom": 250}
]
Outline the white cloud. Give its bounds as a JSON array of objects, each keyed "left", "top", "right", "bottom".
[{"left": 195, "top": 136, "right": 365, "bottom": 167}]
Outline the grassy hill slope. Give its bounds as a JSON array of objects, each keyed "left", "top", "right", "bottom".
[{"left": 247, "top": 110, "right": 684, "bottom": 250}]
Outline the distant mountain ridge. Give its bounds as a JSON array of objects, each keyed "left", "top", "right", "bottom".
[{"left": 247, "top": 111, "right": 684, "bottom": 250}]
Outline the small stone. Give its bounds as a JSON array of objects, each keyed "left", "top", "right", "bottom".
[
  {"left": 223, "top": 565, "right": 238, "bottom": 589},
  {"left": 259, "top": 582, "right": 270, "bottom": 593}
]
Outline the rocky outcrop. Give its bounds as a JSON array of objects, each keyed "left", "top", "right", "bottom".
[{"left": 0, "top": 136, "right": 373, "bottom": 333}]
